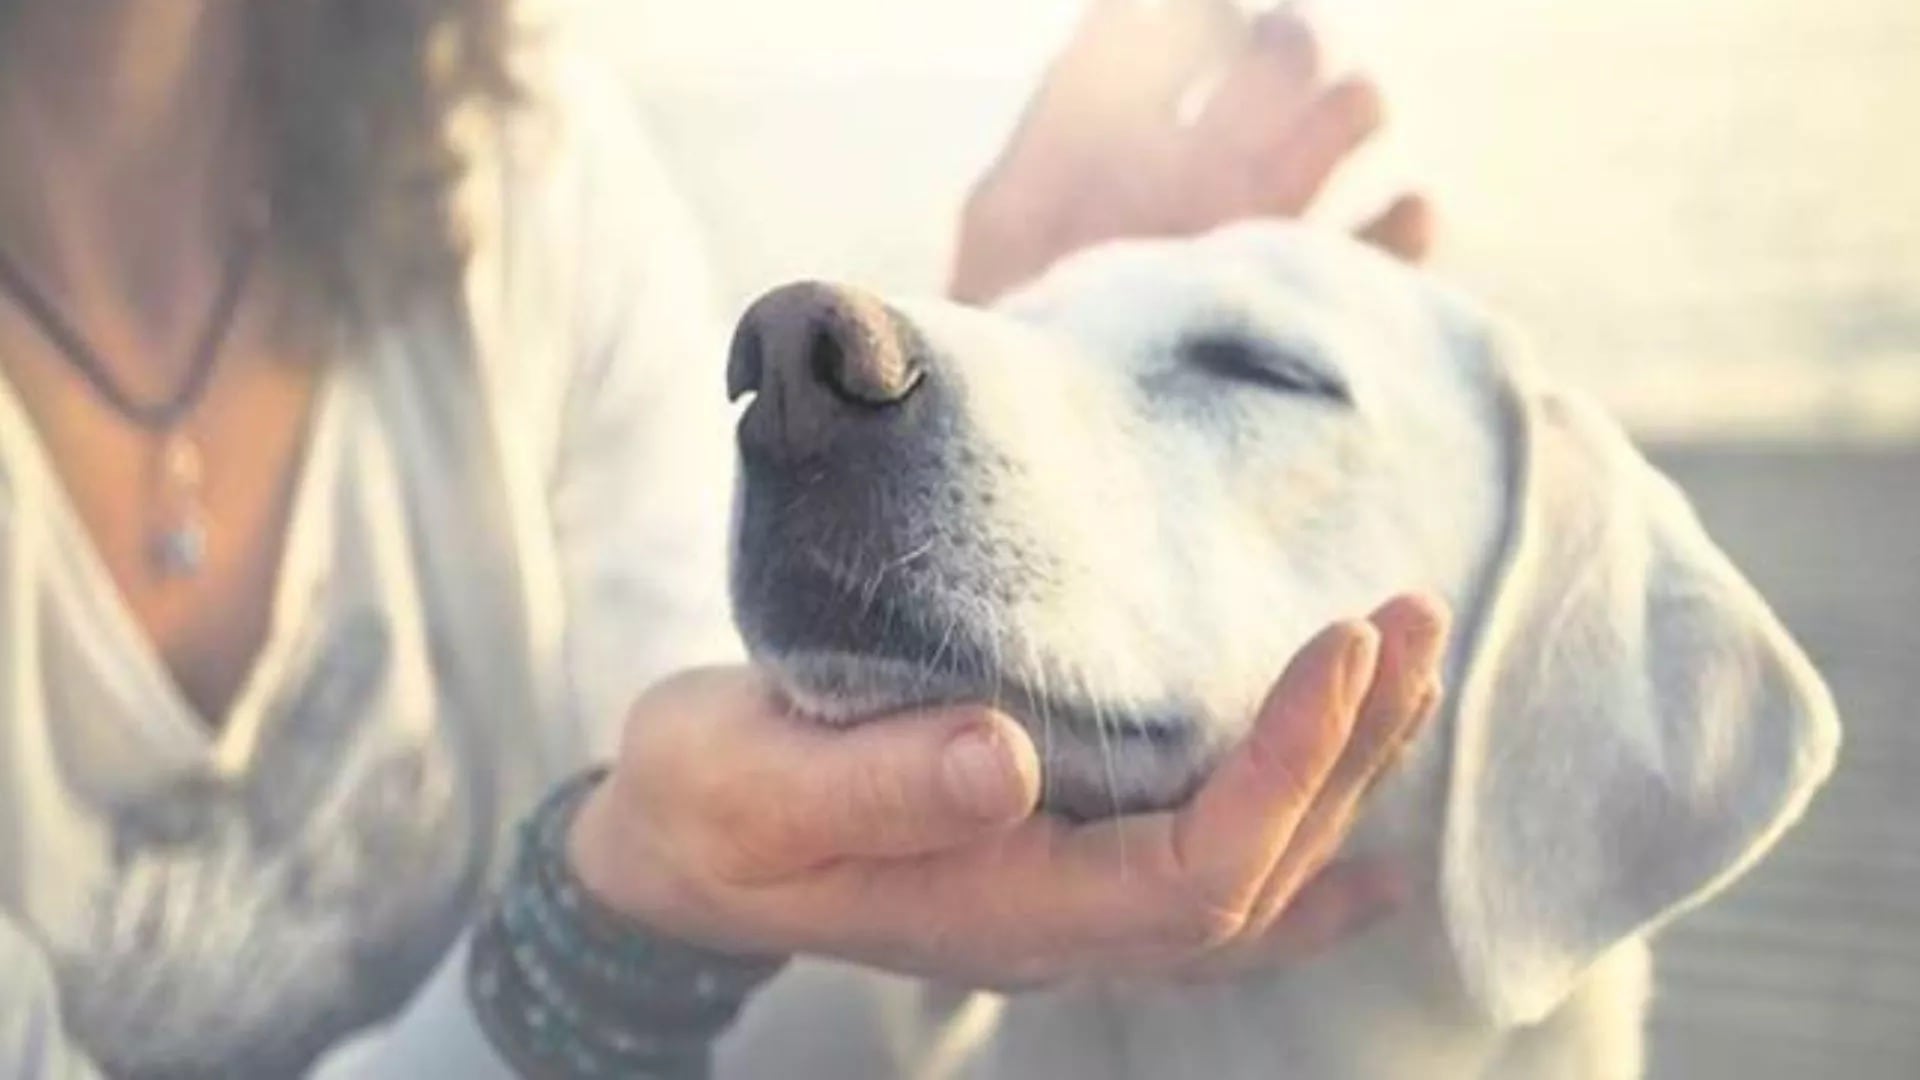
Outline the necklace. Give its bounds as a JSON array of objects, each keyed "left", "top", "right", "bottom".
[{"left": 0, "top": 210, "right": 264, "bottom": 580}]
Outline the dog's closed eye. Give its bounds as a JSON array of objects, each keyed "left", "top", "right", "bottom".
[{"left": 1179, "top": 332, "right": 1350, "bottom": 404}]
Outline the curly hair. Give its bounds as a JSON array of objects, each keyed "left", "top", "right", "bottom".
[
  {"left": 1, "top": 0, "right": 520, "bottom": 315},
  {"left": 253, "top": 0, "right": 521, "bottom": 312}
]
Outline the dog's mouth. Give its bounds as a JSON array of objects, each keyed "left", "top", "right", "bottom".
[
  {"left": 766, "top": 648, "right": 1192, "bottom": 743},
  {"left": 745, "top": 621, "right": 1214, "bottom": 821},
  {"left": 732, "top": 484, "right": 1224, "bottom": 818}
]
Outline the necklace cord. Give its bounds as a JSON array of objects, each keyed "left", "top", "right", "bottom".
[{"left": 0, "top": 222, "right": 262, "bottom": 432}]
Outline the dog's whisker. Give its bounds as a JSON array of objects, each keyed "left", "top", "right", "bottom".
[
  {"left": 928, "top": 612, "right": 959, "bottom": 678},
  {"left": 1090, "top": 691, "right": 1133, "bottom": 880},
  {"left": 856, "top": 563, "right": 887, "bottom": 622},
  {"left": 1019, "top": 637, "right": 1057, "bottom": 812},
  {"left": 886, "top": 537, "right": 937, "bottom": 572},
  {"left": 984, "top": 608, "right": 1008, "bottom": 710}
]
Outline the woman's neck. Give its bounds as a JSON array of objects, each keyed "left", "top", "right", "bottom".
[{"left": 0, "top": 0, "right": 258, "bottom": 336}]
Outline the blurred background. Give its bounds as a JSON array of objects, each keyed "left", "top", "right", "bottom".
[{"left": 571, "top": 0, "right": 1919, "bottom": 1074}]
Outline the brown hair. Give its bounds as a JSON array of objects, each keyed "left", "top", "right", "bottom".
[
  {"left": 251, "top": 0, "right": 520, "bottom": 313},
  {"left": 0, "top": 0, "right": 520, "bottom": 314}
]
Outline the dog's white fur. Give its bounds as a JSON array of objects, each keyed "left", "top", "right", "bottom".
[{"left": 719, "top": 222, "right": 1841, "bottom": 1079}]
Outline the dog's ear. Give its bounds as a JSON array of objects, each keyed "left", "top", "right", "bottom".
[{"left": 1438, "top": 353, "right": 1840, "bottom": 1027}]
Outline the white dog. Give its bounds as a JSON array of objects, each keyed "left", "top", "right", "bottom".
[{"left": 716, "top": 222, "right": 1841, "bottom": 1080}]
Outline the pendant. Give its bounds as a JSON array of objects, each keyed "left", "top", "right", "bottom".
[
  {"left": 149, "top": 433, "right": 209, "bottom": 579},
  {"left": 150, "top": 517, "right": 209, "bottom": 578}
]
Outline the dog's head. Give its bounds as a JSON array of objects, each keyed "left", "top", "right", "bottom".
[
  {"left": 726, "top": 221, "right": 1837, "bottom": 1022},
  {"left": 729, "top": 224, "right": 1504, "bottom": 814}
]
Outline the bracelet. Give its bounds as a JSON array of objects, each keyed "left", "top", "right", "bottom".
[{"left": 469, "top": 769, "right": 788, "bottom": 1078}]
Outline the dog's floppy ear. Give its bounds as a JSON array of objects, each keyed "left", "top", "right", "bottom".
[{"left": 1439, "top": 349, "right": 1841, "bottom": 1027}]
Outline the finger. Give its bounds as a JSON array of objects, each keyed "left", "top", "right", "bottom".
[
  {"left": 1250, "top": 74, "right": 1386, "bottom": 219},
  {"left": 771, "top": 814, "right": 1198, "bottom": 984},
  {"left": 1355, "top": 193, "right": 1436, "bottom": 263},
  {"left": 1186, "top": 6, "right": 1325, "bottom": 156},
  {"left": 1356, "top": 594, "right": 1450, "bottom": 795},
  {"left": 792, "top": 706, "right": 1040, "bottom": 860},
  {"left": 1173, "top": 859, "right": 1408, "bottom": 981},
  {"left": 978, "top": 0, "right": 1237, "bottom": 233},
  {"left": 1173, "top": 70, "right": 1382, "bottom": 230},
  {"left": 690, "top": 690, "right": 1042, "bottom": 879},
  {"left": 1241, "top": 594, "right": 1450, "bottom": 931},
  {"left": 1044, "top": 0, "right": 1248, "bottom": 125},
  {"left": 1167, "top": 619, "right": 1381, "bottom": 918},
  {"left": 800, "top": 803, "right": 1345, "bottom": 985}
]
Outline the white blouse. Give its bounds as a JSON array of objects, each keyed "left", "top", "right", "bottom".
[{"left": 0, "top": 41, "right": 743, "bottom": 1078}]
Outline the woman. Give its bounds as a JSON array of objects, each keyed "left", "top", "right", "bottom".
[{"left": 0, "top": 0, "right": 1446, "bottom": 1076}]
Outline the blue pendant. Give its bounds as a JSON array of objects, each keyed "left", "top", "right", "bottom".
[
  {"left": 150, "top": 433, "right": 208, "bottom": 579},
  {"left": 151, "top": 520, "right": 208, "bottom": 578}
]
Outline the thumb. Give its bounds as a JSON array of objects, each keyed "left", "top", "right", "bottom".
[{"left": 768, "top": 706, "right": 1042, "bottom": 864}]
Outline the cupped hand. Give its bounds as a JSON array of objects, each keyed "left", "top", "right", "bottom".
[
  {"left": 950, "top": 0, "right": 1433, "bottom": 305},
  {"left": 568, "top": 594, "right": 1449, "bottom": 991}
]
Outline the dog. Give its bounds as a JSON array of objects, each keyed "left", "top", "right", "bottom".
[{"left": 715, "top": 221, "right": 1841, "bottom": 1079}]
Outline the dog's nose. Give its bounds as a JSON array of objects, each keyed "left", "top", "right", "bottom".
[{"left": 728, "top": 282, "right": 925, "bottom": 459}]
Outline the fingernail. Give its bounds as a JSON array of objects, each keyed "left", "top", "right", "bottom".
[{"left": 942, "top": 725, "right": 1024, "bottom": 823}]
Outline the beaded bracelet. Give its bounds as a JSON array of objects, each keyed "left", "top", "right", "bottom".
[{"left": 469, "top": 769, "right": 788, "bottom": 1079}]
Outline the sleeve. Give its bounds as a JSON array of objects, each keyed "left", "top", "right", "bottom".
[
  {"left": 306, "top": 934, "right": 519, "bottom": 1080},
  {"left": 539, "top": 53, "right": 745, "bottom": 756},
  {"left": 0, "top": 916, "right": 107, "bottom": 1080},
  {"left": 0, "top": 917, "right": 519, "bottom": 1080}
]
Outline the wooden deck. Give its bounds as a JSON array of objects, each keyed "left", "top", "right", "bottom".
[{"left": 1645, "top": 445, "right": 1920, "bottom": 1078}]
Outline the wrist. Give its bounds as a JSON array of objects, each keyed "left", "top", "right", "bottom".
[
  {"left": 566, "top": 772, "right": 769, "bottom": 958},
  {"left": 469, "top": 770, "right": 787, "bottom": 1078},
  {"left": 565, "top": 774, "right": 663, "bottom": 922}
]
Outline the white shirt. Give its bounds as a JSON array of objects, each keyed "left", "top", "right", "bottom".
[{"left": 0, "top": 42, "right": 742, "bottom": 1078}]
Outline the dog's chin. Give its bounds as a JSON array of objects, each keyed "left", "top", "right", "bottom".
[{"left": 755, "top": 649, "right": 1214, "bottom": 821}]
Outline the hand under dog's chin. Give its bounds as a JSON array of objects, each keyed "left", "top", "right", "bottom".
[{"left": 754, "top": 649, "right": 1217, "bottom": 820}]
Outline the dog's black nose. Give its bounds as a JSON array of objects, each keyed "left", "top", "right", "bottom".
[{"left": 728, "top": 281, "right": 925, "bottom": 459}]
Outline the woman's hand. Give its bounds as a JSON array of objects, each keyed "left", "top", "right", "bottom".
[
  {"left": 568, "top": 594, "right": 1449, "bottom": 990},
  {"left": 950, "top": 0, "right": 1433, "bottom": 305}
]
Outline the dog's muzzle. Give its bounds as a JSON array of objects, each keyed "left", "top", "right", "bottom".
[
  {"left": 726, "top": 280, "right": 994, "bottom": 675},
  {"left": 724, "top": 281, "right": 1216, "bottom": 817}
]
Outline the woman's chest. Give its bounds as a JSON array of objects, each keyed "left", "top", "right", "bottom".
[
  {"left": 1, "top": 312, "right": 578, "bottom": 1073},
  {"left": 0, "top": 322, "right": 324, "bottom": 727},
  {"left": 28, "top": 610, "right": 485, "bottom": 1079},
  {"left": 4, "top": 449, "right": 491, "bottom": 1077}
]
